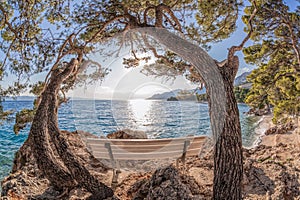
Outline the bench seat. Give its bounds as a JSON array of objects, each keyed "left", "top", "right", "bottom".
[
  {"left": 85, "top": 135, "right": 207, "bottom": 187},
  {"left": 87, "top": 136, "right": 206, "bottom": 160}
]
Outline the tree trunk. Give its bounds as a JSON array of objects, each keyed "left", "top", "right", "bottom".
[
  {"left": 212, "top": 60, "right": 243, "bottom": 199},
  {"left": 136, "top": 28, "right": 243, "bottom": 199},
  {"left": 30, "top": 81, "right": 77, "bottom": 189},
  {"left": 26, "top": 27, "right": 242, "bottom": 199},
  {"left": 29, "top": 58, "right": 113, "bottom": 198}
]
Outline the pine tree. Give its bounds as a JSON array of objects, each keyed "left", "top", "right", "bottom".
[
  {"left": 0, "top": 0, "right": 272, "bottom": 199},
  {"left": 243, "top": 0, "right": 300, "bottom": 124},
  {"left": 234, "top": 86, "right": 250, "bottom": 103}
]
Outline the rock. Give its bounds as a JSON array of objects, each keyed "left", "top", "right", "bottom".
[
  {"left": 132, "top": 165, "right": 199, "bottom": 200},
  {"left": 1, "top": 171, "right": 51, "bottom": 199},
  {"left": 124, "top": 129, "right": 148, "bottom": 139},
  {"left": 167, "top": 96, "right": 178, "bottom": 101},
  {"left": 265, "top": 127, "right": 278, "bottom": 135},
  {"left": 106, "top": 130, "right": 136, "bottom": 139},
  {"left": 247, "top": 108, "right": 270, "bottom": 116},
  {"left": 107, "top": 129, "right": 147, "bottom": 139},
  {"left": 272, "top": 171, "right": 300, "bottom": 199},
  {"left": 1, "top": 130, "right": 112, "bottom": 199},
  {"left": 265, "top": 122, "right": 296, "bottom": 135},
  {"left": 128, "top": 179, "right": 150, "bottom": 199}
]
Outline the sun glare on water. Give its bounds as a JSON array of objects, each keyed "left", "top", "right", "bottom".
[
  {"left": 126, "top": 83, "right": 170, "bottom": 128},
  {"left": 128, "top": 99, "right": 153, "bottom": 124}
]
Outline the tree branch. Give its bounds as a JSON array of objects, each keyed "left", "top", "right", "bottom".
[
  {"left": 156, "top": 4, "right": 182, "bottom": 32},
  {"left": 84, "top": 16, "right": 125, "bottom": 45},
  {"left": 282, "top": 19, "right": 300, "bottom": 72},
  {"left": 228, "top": 1, "right": 257, "bottom": 59},
  {"left": 0, "top": 5, "right": 36, "bottom": 44},
  {"left": 263, "top": 5, "right": 300, "bottom": 72},
  {"left": 144, "top": 5, "right": 155, "bottom": 25},
  {"left": 1, "top": 38, "right": 16, "bottom": 69}
]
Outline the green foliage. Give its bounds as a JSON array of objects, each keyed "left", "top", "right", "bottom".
[
  {"left": 12, "top": 82, "right": 45, "bottom": 134},
  {"left": 194, "top": 0, "right": 243, "bottom": 46},
  {"left": 1, "top": 0, "right": 243, "bottom": 93},
  {"left": 0, "top": 0, "right": 247, "bottom": 125},
  {"left": 0, "top": 1, "right": 69, "bottom": 83},
  {"left": 0, "top": 0, "right": 112, "bottom": 130},
  {"left": 29, "top": 81, "right": 45, "bottom": 96},
  {"left": 234, "top": 87, "right": 249, "bottom": 103},
  {"left": 0, "top": 97, "right": 13, "bottom": 124},
  {"left": 243, "top": 0, "right": 300, "bottom": 124},
  {"left": 195, "top": 86, "right": 250, "bottom": 103},
  {"left": 13, "top": 109, "right": 35, "bottom": 134},
  {"left": 136, "top": 0, "right": 243, "bottom": 81},
  {"left": 196, "top": 93, "right": 207, "bottom": 102}
]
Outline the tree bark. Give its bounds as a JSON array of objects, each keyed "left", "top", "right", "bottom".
[
  {"left": 29, "top": 58, "right": 113, "bottom": 198},
  {"left": 135, "top": 28, "right": 243, "bottom": 199},
  {"left": 30, "top": 79, "right": 77, "bottom": 189},
  {"left": 212, "top": 59, "right": 242, "bottom": 199},
  {"left": 26, "top": 26, "right": 242, "bottom": 199}
]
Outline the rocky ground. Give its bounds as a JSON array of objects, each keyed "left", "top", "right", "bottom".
[
  {"left": 1, "top": 120, "right": 300, "bottom": 199},
  {"left": 114, "top": 135, "right": 300, "bottom": 199},
  {"left": 0, "top": 130, "right": 112, "bottom": 199}
]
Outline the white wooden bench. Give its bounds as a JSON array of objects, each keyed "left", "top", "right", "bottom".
[{"left": 86, "top": 136, "right": 207, "bottom": 186}]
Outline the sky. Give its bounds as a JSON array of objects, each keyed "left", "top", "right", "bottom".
[
  {"left": 70, "top": 12, "right": 255, "bottom": 100},
  {"left": 69, "top": 44, "right": 201, "bottom": 100},
  {"left": 69, "top": 0, "right": 300, "bottom": 100},
  {"left": 2, "top": 0, "right": 300, "bottom": 100}
]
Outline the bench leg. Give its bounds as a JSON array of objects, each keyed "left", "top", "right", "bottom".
[
  {"left": 177, "top": 140, "right": 189, "bottom": 172},
  {"left": 181, "top": 154, "right": 187, "bottom": 173},
  {"left": 176, "top": 155, "right": 186, "bottom": 171},
  {"left": 176, "top": 158, "right": 179, "bottom": 168},
  {"left": 111, "top": 160, "right": 121, "bottom": 190},
  {"left": 176, "top": 140, "right": 190, "bottom": 169},
  {"left": 181, "top": 154, "right": 186, "bottom": 166},
  {"left": 111, "top": 169, "right": 121, "bottom": 190}
]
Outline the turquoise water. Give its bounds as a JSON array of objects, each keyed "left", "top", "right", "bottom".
[{"left": 0, "top": 100, "right": 259, "bottom": 184}]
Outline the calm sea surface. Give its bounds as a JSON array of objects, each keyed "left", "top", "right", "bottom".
[{"left": 0, "top": 100, "right": 259, "bottom": 183}]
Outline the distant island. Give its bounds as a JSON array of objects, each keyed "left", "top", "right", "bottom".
[
  {"left": 148, "top": 72, "right": 251, "bottom": 102},
  {"left": 147, "top": 88, "right": 206, "bottom": 101},
  {"left": 166, "top": 96, "right": 179, "bottom": 101},
  {"left": 147, "top": 89, "right": 182, "bottom": 100}
]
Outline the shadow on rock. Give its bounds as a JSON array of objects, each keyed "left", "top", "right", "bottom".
[
  {"left": 244, "top": 164, "right": 275, "bottom": 196},
  {"left": 128, "top": 165, "right": 202, "bottom": 200}
]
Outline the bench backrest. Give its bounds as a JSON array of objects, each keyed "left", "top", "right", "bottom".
[{"left": 86, "top": 136, "right": 206, "bottom": 161}]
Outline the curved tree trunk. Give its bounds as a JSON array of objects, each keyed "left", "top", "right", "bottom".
[
  {"left": 30, "top": 58, "right": 113, "bottom": 198},
  {"left": 136, "top": 28, "right": 243, "bottom": 199},
  {"left": 28, "top": 27, "right": 242, "bottom": 199},
  {"left": 30, "top": 82, "right": 77, "bottom": 189}
]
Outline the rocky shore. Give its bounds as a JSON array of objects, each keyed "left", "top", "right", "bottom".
[{"left": 1, "top": 118, "right": 299, "bottom": 199}]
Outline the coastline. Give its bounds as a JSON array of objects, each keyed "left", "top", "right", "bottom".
[
  {"left": 2, "top": 119, "right": 300, "bottom": 199},
  {"left": 251, "top": 113, "right": 300, "bottom": 148},
  {"left": 251, "top": 114, "right": 274, "bottom": 148}
]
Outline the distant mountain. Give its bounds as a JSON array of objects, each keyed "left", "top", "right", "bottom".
[
  {"left": 234, "top": 71, "right": 251, "bottom": 86},
  {"left": 147, "top": 73, "right": 253, "bottom": 101},
  {"left": 147, "top": 88, "right": 206, "bottom": 100},
  {"left": 147, "top": 89, "right": 181, "bottom": 100}
]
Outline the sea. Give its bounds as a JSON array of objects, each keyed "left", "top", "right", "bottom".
[{"left": 0, "top": 99, "right": 260, "bottom": 184}]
